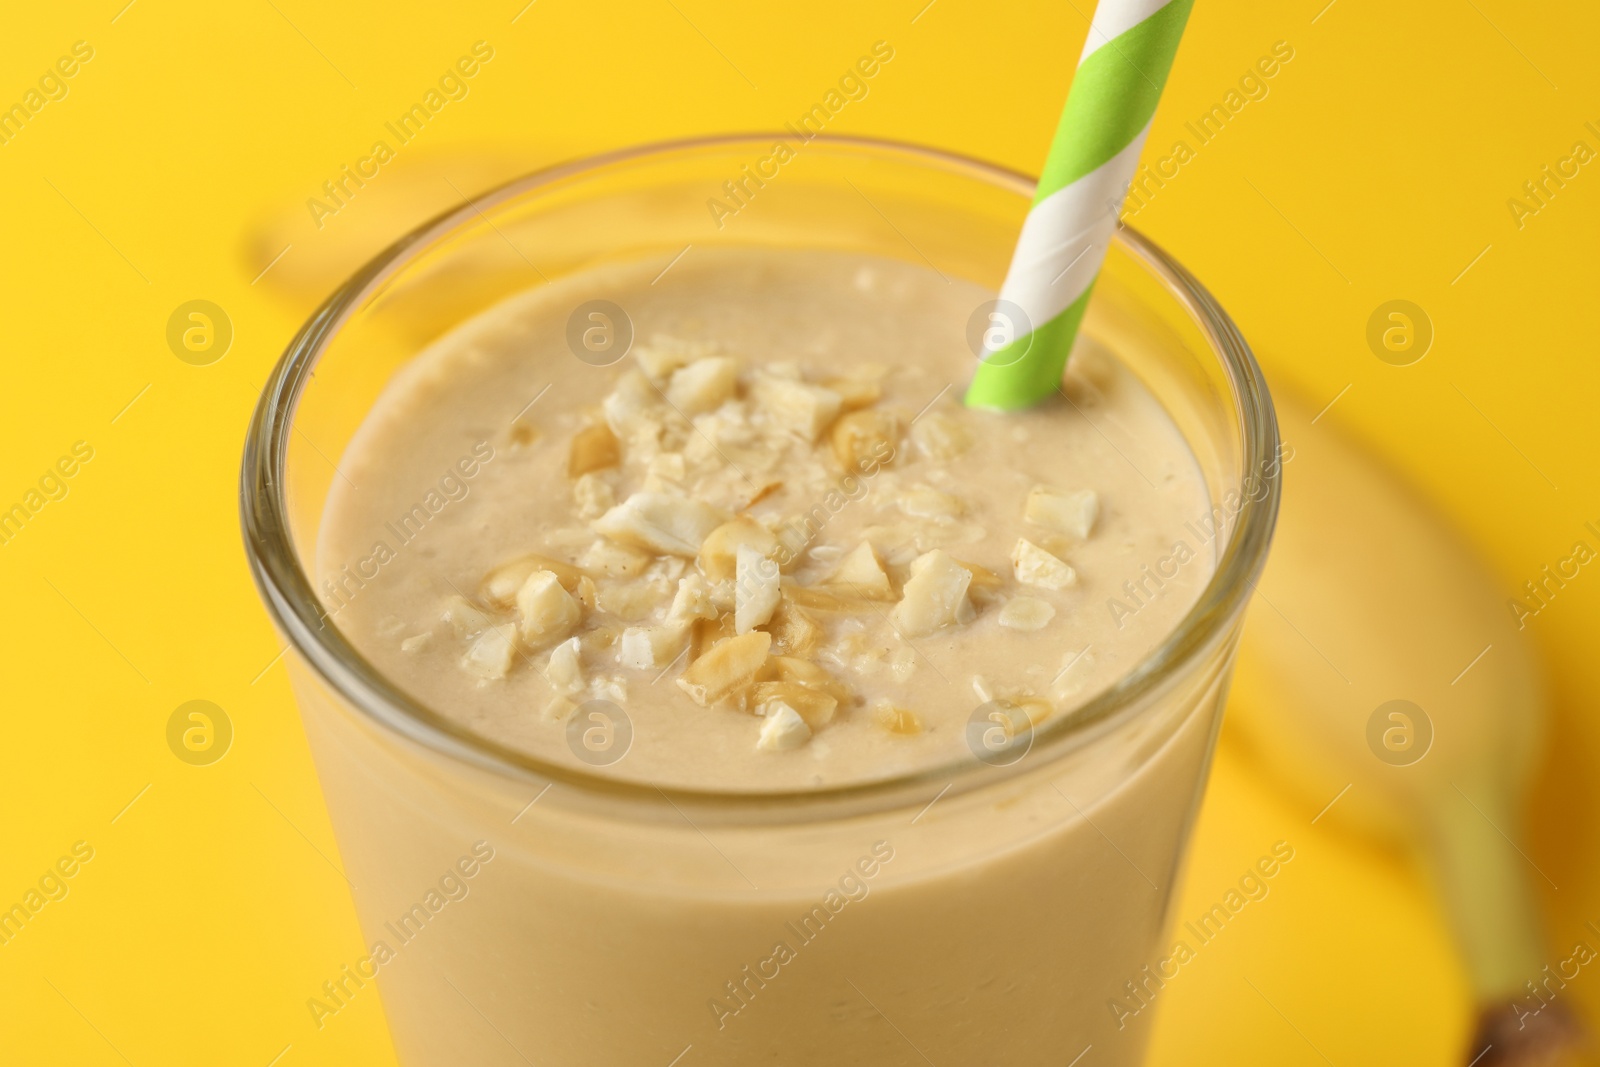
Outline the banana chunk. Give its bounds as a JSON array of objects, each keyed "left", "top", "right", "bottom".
[
  {"left": 890, "top": 549, "right": 975, "bottom": 637},
  {"left": 735, "top": 544, "right": 782, "bottom": 634},
  {"left": 1011, "top": 538, "right": 1077, "bottom": 590},
  {"left": 756, "top": 703, "right": 811, "bottom": 751},
  {"left": 1025, "top": 486, "right": 1099, "bottom": 540},
  {"left": 700, "top": 517, "right": 779, "bottom": 582},
  {"left": 669, "top": 573, "right": 718, "bottom": 622},
  {"left": 666, "top": 356, "right": 739, "bottom": 416},
  {"left": 516, "top": 570, "right": 582, "bottom": 647},
  {"left": 594, "top": 492, "right": 728, "bottom": 556}
]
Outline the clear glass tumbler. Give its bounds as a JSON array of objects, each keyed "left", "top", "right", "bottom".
[{"left": 242, "top": 135, "right": 1279, "bottom": 1066}]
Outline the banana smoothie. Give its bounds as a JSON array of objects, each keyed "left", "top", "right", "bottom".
[
  {"left": 310, "top": 247, "right": 1225, "bottom": 1065},
  {"left": 319, "top": 249, "right": 1213, "bottom": 791}
]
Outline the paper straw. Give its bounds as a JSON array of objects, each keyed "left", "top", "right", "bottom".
[{"left": 964, "top": 0, "right": 1195, "bottom": 410}]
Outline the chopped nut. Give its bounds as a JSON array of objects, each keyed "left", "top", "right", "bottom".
[
  {"left": 1025, "top": 486, "right": 1099, "bottom": 540},
  {"left": 1011, "top": 538, "right": 1076, "bottom": 590},
  {"left": 440, "top": 595, "right": 493, "bottom": 637},
  {"left": 515, "top": 570, "right": 581, "bottom": 647},
  {"left": 601, "top": 367, "right": 659, "bottom": 436},
  {"left": 890, "top": 550, "right": 975, "bottom": 636},
  {"left": 699, "top": 517, "right": 779, "bottom": 582},
  {"left": 483, "top": 554, "right": 585, "bottom": 606},
  {"left": 594, "top": 580, "right": 660, "bottom": 621},
  {"left": 756, "top": 704, "right": 811, "bottom": 751},
  {"left": 645, "top": 452, "right": 687, "bottom": 489},
  {"left": 825, "top": 376, "right": 882, "bottom": 410},
  {"left": 952, "top": 558, "right": 1004, "bottom": 597},
  {"left": 763, "top": 596, "right": 821, "bottom": 656},
  {"left": 666, "top": 356, "right": 739, "bottom": 416},
  {"left": 669, "top": 573, "right": 718, "bottom": 622},
  {"left": 634, "top": 340, "right": 703, "bottom": 382},
  {"left": 618, "top": 622, "right": 690, "bottom": 670},
  {"left": 576, "top": 575, "right": 599, "bottom": 610},
  {"left": 760, "top": 655, "right": 851, "bottom": 703},
  {"left": 569, "top": 422, "right": 621, "bottom": 478},
  {"left": 461, "top": 624, "right": 516, "bottom": 680},
  {"left": 999, "top": 596, "right": 1057, "bottom": 631},
  {"left": 690, "top": 612, "right": 738, "bottom": 661},
  {"left": 830, "top": 409, "right": 898, "bottom": 473},
  {"left": 676, "top": 631, "right": 771, "bottom": 706},
  {"left": 871, "top": 699, "right": 922, "bottom": 735},
  {"left": 573, "top": 473, "right": 615, "bottom": 519},
  {"left": 735, "top": 544, "right": 782, "bottom": 634},
  {"left": 753, "top": 682, "right": 837, "bottom": 728},
  {"left": 910, "top": 412, "right": 973, "bottom": 461},
  {"left": 546, "top": 636, "right": 585, "bottom": 695},
  {"left": 753, "top": 376, "right": 843, "bottom": 442},
  {"left": 594, "top": 492, "right": 727, "bottom": 556},
  {"left": 783, "top": 584, "right": 872, "bottom": 613},
  {"left": 579, "top": 538, "right": 651, "bottom": 578},
  {"left": 898, "top": 485, "right": 963, "bottom": 519},
  {"left": 826, "top": 542, "right": 892, "bottom": 599}
]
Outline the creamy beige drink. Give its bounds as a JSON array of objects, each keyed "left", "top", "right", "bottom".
[
  {"left": 301, "top": 247, "right": 1228, "bottom": 1066},
  {"left": 318, "top": 249, "right": 1212, "bottom": 793}
]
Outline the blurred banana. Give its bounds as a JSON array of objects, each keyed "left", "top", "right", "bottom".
[{"left": 1229, "top": 389, "right": 1579, "bottom": 1064}]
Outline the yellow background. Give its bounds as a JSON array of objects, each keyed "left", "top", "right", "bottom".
[{"left": 2, "top": 1, "right": 1596, "bottom": 1064}]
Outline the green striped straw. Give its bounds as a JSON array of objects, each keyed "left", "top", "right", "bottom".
[{"left": 965, "top": 0, "right": 1195, "bottom": 410}]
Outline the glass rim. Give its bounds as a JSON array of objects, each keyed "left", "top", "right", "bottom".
[{"left": 240, "top": 132, "right": 1280, "bottom": 821}]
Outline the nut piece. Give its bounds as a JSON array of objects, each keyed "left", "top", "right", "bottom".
[
  {"left": 890, "top": 550, "right": 975, "bottom": 637},
  {"left": 440, "top": 594, "right": 493, "bottom": 637},
  {"left": 998, "top": 596, "right": 1057, "bottom": 631},
  {"left": 462, "top": 623, "right": 517, "bottom": 680},
  {"left": 1025, "top": 486, "right": 1099, "bottom": 540},
  {"left": 825, "top": 377, "right": 882, "bottom": 410},
  {"left": 763, "top": 596, "right": 821, "bottom": 656},
  {"left": 909, "top": 412, "right": 973, "bottom": 461},
  {"left": 699, "top": 517, "right": 779, "bottom": 582},
  {"left": 677, "top": 631, "right": 771, "bottom": 706},
  {"left": 634, "top": 341, "right": 701, "bottom": 382},
  {"left": 871, "top": 699, "right": 922, "bottom": 735},
  {"left": 573, "top": 473, "right": 615, "bottom": 519},
  {"left": 669, "top": 573, "right": 719, "bottom": 622},
  {"left": 601, "top": 367, "right": 659, "bottom": 436},
  {"left": 594, "top": 492, "right": 728, "bottom": 556},
  {"left": 756, "top": 703, "right": 811, "bottom": 751},
  {"left": 483, "top": 554, "right": 584, "bottom": 607},
  {"left": 516, "top": 570, "right": 582, "bottom": 648},
  {"left": 735, "top": 544, "right": 782, "bottom": 634},
  {"left": 898, "top": 485, "right": 963, "bottom": 519},
  {"left": 761, "top": 655, "right": 851, "bottom": 703},
  {"left": 1011, "top": 538, "right": 1077, "bottom": 590},
  {"left": 827, "top": 542, "right": 892, "bottom": 599},
  {"left": 580, "top": 538, "right": 652, "bottom": 578},
  {"left": 752, "top": 681, "right": 837, "bottom": 728},
  {"left": 546, "top": 636, "right": 585, "bottom": 695},
  {"left": 666, "top": 357, "right": 739, "bottom": 416},
  {"left": 618, "top": 622, "right": 691, "bottom": 670},
  {"left": 753, "top": 376, "right": 843, "bottom": 442},
  {"left": 569, "top": 422, "right": 621, "bottom": 478},
  {"left": 830, "top": 409, "right": 898, "bottom": 473}
]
